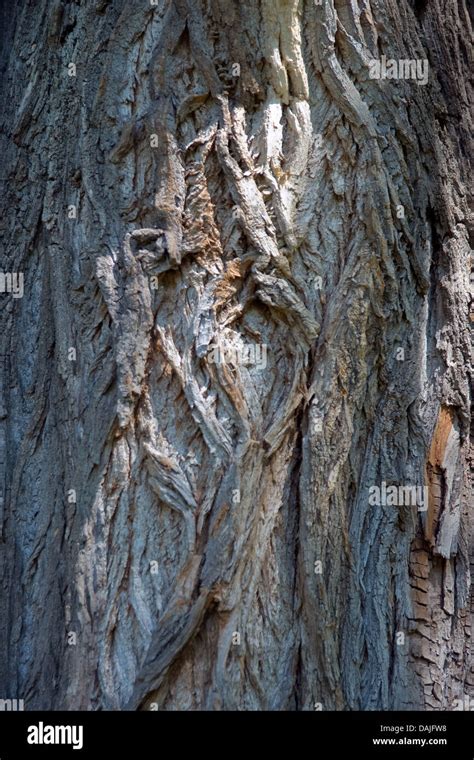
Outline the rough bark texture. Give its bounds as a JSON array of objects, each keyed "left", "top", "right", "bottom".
[{"left": 0, "top": 0, "right": 472, "bottom": 711}]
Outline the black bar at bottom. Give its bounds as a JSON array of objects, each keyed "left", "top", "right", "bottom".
[{"left": 0, "top": 710, "right": 472, "bottom": 757}]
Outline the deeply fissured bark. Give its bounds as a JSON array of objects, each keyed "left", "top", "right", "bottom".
[{"left": 0, "top": 0, "right": 472, "bottom": 710}]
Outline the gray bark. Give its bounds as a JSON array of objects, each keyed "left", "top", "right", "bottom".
[{"left": 0, "top": 0, "right": 472, "bottom": 711}]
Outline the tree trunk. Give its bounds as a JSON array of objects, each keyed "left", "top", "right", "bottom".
[{"left": 0, "top": 0, "right": 472, "bottom": 711}]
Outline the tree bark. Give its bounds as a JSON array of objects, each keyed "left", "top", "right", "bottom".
[{"left": 0, "top": 0, "right": 472, "bottom": 711}]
